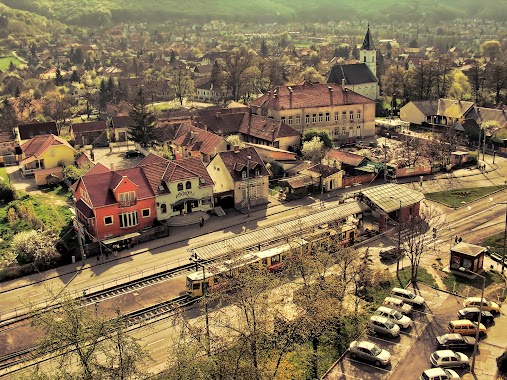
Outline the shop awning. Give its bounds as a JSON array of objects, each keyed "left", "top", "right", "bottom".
[{"left": 102, "top": 232, "right": 140, "bottom": 245}]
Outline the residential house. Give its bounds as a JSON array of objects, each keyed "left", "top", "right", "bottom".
[
  {"left": 136, "top": 153, "right": 214, "bottom": 226},
  {"left": 249, "top": 82, "right": 376, "bottom": 140},
  {"left": 207, "top": 146, "right": 269, "bottom": 210},
  {"left": 71, "top": 163, "right": 157, "bottom": 242},
  {"left": 17, "top": 121, "right": 58, "bottom": 142},
  {"left": 193, "top": 64, "right": 212, "bottom": 77},
  {"left": 279, "top": 162, "right": 343, "bottom": 198},
  {"left": 400, "top": 99, "right": 474, "bottom": 127},
  {"left": 0, "top": 130, "right": 20, "bottom": 166},
  {"left": 155, "top": 121, "right": 230, "bottom": 163},
  {"left": 109, "top": 116, "right": 133, "bottom": 143},
  {"left": 327, "top": 25, "right": 379, "bottom": 100},
  {"left": 70, "top": 120, "right": 109, "bottom": 148},
  {"left": 19, "top": 134, "right": 75, "bottom": 184},
  {"left": 195, "top": 79, "right": 223, "bottom": 103}
]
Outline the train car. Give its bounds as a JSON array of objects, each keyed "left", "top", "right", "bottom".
[
  {"left": 186, "top": 239, "right": 308, "bottom": 297},
  {"left": 335, "top": 224, "right": 357, "bottom": 246}
]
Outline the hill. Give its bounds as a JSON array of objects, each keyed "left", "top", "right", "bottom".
[{"left": 2, "top": 0, "right": 507, "bottom": 27}]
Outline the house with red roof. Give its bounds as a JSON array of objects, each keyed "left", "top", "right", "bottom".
[
  {"left": 207, "top": 146, "right": 269, "bottom": 210},
  {"left": 155, "top": 121, "right": 230, "bottom": 162},
  {"left": 249, "top": 82, "right": 376, "bottom": 141},
  {"left": 136, "top": 153, "right": 214, "bottom": 226},
  {"left": 70, "top": 120, "right": 109, "bottom": 147},
  {"left": 19, "top": 134, "right": 76, "bottom": 184},
  {"left": 71, "top": 163, "right": 157, "bottom": 242}
]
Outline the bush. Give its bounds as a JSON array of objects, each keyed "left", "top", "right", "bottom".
[
  {"left": 0, "top": 181, "right": 16, "bottom": 203},
  {"left": 11, "top": 229, "right": 60, "bottom": 266},
  {"left": 497, "top": 351, "right": 507, "bottom": 374}
]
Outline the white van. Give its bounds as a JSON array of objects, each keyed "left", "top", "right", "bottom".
[{"left": 383, "top": 297, "right": 413, "bottom": 315}]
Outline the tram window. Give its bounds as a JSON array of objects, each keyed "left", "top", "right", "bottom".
[
  {"left": 192, "top": 283, "right": 200, "bottom": 290},
  {"left": 262, "top": 258, "right": 268, "bottom": 265},
  {"left": 271, "top": 254, "right": 280, "bottom": 264}
]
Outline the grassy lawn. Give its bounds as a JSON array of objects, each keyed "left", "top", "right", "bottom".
[
  {"left": 0, "top": 167, "right": 9, "bottom": 184},
  {"left": 425, "top": 186, "right": 507, "bottom": 208},
  {"left": 0, "top": 56, "right": 22, "bottom": 71},
  {"left": 395, "top": 266, "right": 438, "bottom": 288},
  {"left": 441, "top": 270, "right": 506, "bottom": 302},
  {"left": 150, "top": 101, "right": 180, "bottom": 112}
]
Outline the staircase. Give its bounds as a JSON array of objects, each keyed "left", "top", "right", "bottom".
[
  {"left": 165, "top": 211, "right": 210, "bottom": 227},
  {"left": 213, "top": 206, "right": 226, "bottom": 217}
]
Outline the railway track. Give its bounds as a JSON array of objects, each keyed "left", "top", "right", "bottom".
[
  {"left": 0, "top": 262, "right": 197, "bottom": 332},
  {"left": 0, "top": 293, "right": 199, "bottom": 375}
]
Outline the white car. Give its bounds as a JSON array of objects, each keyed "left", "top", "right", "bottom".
[
  {"left": 375, "top": 306, "right": 412, "bottom": 328},
  {"left": 430, "top": 350, "right": 469, "bottom": 369},
  {"left": 368, "top": 315, "right": 401, "bottom": 338},
  {"left": 390, "top": 287, "right": 425, "bottom": 306},
  {"left": 419, "top": 367, "right": 460, "bottom": 380},
  {"left": 349, "top": 340, "right": 391, "bottom": 366}
]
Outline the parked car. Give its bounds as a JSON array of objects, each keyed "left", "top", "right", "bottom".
[
  {"left": 430, "top": 350, "right": 469, "bottom": 369},
  {"left": 349, "top": 340, "right": 391, "bottom": 366},
  {"left": 375, "top": 306, "right": 412, "bottom": 328},
  {"left": 379, "top": 246, "right": 404, "bottom": 260},
  {"left": 368, "top": 315, "right": 400, "bottom": 337},
  {"left": 448, "top": 320, "right": 487, "bottom": 338},
  {"left": 419, "top": 367, "right": 460, "bottom": 380},
  {"left": 383, "top": 297, "right": 413, "bottom": 315},
  {"left": 457, "top": 307, "right": 495, "bottom": 325},
  {"left": 436, "top": 333, "right": 476, "bottom": 350},
  {"left": 463, "top": 297, "right": 501, "bottom": 315},
  {"left": 390, "top": 287, "right": 425, "bottom": 306},
  {"left": 125, "top": 150, "right": 142, "bottom": 158}
]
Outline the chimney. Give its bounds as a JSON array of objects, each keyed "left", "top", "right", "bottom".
[
  {"left": 328, "top": 86, "right": 333, "bottom": 106},
  {"left": 234, "top": 145, "right": 240, "bottom": 153},
  {"left": 288, "top": 86, "right": 293, "bottom": 109},
  {"left": 343, "top": 88, "right": 348, "bottom": 104},
  {"left": 341, "top": 78, "right": 346, "bottom": 86},
  {"left": 190, "top": 130, "right": 195, "bottom": 139},
  {"left": 110, "top": 162, "right": 115, "bottom": 171}
]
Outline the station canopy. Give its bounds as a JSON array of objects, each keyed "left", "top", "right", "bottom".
[{"left": 189, "top": 200, "right": 368, "bottom": 260}]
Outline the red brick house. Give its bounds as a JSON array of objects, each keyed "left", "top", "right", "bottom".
[{"left": 71, "top": 163, "right": 157, "bottom": 242}]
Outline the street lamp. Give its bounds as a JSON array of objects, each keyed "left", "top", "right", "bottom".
[
  {"left": 390, "top": 196, "right": 402, "bottom": 274},
  {"left": 458, "top": 267, "right": 485, "bottom": 374},
  {"left": 189, "top": 252, "right": 210, "bottom": 356},
  {"left": 246, "top": 155, "right": 252, "bottom": 217}
]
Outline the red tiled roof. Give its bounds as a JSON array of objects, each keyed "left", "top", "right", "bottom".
[
  {"left": 20, "top": 134, "right": 73, "bottom": 163},
  {"left": 238, "top": 113, "right": 299, "bottom": 142},
  {"left": 76, "top": 199, "right": 94, "bottom": 218},
  {"left": 215, "top": 147, "right": 269, "bottom": 182},
  {"left": 249, "top": 82, "right": 374, "bottom": 110},
  {"left": 71, "top": 120, "right": 107, "bottom": 133},
  {"left": 170, "top": 123, "right": 226, "bottom": 155},
  {"left": 326, "top": 150, "right": 367, "bottom": 167},
  {"left": 111, "top": 116, "right": 134, "bottom": 129}
]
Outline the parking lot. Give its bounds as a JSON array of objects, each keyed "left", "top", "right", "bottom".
[{"left": 323, "top": 283, "right": 499, "bottom": 380}]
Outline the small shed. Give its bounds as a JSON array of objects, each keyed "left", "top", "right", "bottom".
[{"left": 449, "top": 242, "right": 485, "bottom": 273}]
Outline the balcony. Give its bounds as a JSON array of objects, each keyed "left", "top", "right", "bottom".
[{"left": 118, "top": 199, "right": 137, "bottom": 208}]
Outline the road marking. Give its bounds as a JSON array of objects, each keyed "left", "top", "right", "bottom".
[
  {"left": 147, "top": 338, "right": 165, "bottom": 346},
  {"left": 346, "top": 358, "right": 392, "bottom": 372},
  {"left": 366, "top": 335, "right": 412, "bottom": 347}
]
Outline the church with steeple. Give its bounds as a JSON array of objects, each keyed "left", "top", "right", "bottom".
[{"left": 327, "top": 24, "right": 380, "bottom": 100}]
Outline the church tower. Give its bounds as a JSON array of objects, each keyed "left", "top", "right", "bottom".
[{"left": 360, "top": 23, "right": 377, "bottom": 78}]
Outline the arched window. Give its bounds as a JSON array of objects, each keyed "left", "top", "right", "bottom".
[
  {"left": 177, "top": 183, "right": 183, "bottom": 191},
  {"left": 186, "top": 181, "right": 192, "bottom": 189},
  {"left": 161, "top": 204, "right": 167, "bottom": 213}
]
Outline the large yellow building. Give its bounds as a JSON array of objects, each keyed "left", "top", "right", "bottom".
[{"left": 249, "top": 82, "right": 376, "bottom": 141}]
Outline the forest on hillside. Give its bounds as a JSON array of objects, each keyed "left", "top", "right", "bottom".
[{"left": 2, "top": 0, "right": 507, "bottom": 27}]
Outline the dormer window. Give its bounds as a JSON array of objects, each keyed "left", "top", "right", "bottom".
[
  {"left": 255, "top": 168, "right": 260, "bottom": 176},
  {"left": 186, "top": 181, "right": 192, "bottom": 189},
  {"left": 242, "top": 170, "right": 247, "bottom": 179},
  {"left": 177, "top": 183, "right": 183, "bottom": 191}
]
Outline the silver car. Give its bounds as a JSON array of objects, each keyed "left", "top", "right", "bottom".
[
  {"left": 430, "top": 350, "right": 469, "bottom": 369},
  {"left": 368, "top": 315, "right": 401, "bottom": 337},
  {"left": 375, "top": 306, "right": 412, "bottom": 329},
  {"left": 349, "top": 340, "right": 391, "bottom": 366}
]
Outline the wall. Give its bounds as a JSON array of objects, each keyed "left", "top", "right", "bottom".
[
  {"left": 208, "top": 155, "right": 235, "bottom": 194},
  {"left": 42, "top": 145, "right": 75, "bottom": 168},
  {"left": 234, "top": 176, "right": 269, "bottom": 208},
  {"left": 342, "top": 173, "right": 375, "bottom": 187},
  {"left": 276, "top": 135, "right": 300, "bottom": 151},
  {"left": 400, "top": 103, "right": 426, "bottom": 125}
]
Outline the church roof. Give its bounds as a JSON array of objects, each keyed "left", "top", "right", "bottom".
[
  {"left": 327, "top": 63, "right": 377, "bottom": 85},
  {"left": 361, "top": 24, "right": 375, "bottom": 51}
]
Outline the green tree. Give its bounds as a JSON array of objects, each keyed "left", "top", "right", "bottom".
[
  {"left": 448, "top": 70, "right": 472, "bottom": 100},
  {"left": 54, "top": 68, "right": 64, "bottom": 86},
  {"left": 223, "top": 47, "right": 255, "bottom": 101},
  {"left": 0, "top": 99, "right": 19, "bottom": 132},
  {"left": 128, "top": 88, "right": 157, "bottom": 148},
  {"left": 409, "top": 39, "right": 418, "bottom": 48},
  {"left": 225, "top": 134, "right": 245, "bottom": 148},
  {"left": 70, "top": 70, "right": 80, "bottom": 83},
  {"left": 301, "top": 136, "right": 327, "bottom": 163},
  {"left": 480, "top": 40, "right": 502, "bottom": 60},
  {"left": 260, "top": 39, "right": 268, "bottom": 58},
  {"left": 303, "top": 130, "right": 332, "bottom": 148}
]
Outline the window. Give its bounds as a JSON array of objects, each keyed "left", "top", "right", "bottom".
[
  {"left": 334, "top": 112, "right": 339, "bottom": 121},
  {"left": 357, "top": 110, "right": 362, "bottom": 119},
  {"left": 119, "top": 211, "right": 138, "bottom": 228},
  {"left": 325, "top": 112, "right": 330, "bottom": 122},
  {"left": 142, "top": 208, "right": 150, "bottom": 218},
  {"left": 305, "top": 114, "right": 310, "bottom": 124},
  {"left": 342, "top": 111, "right": 347, "bottom": 120},
  {"left": 185, "top": 181, "right": 192, "bottom": 189},
  {"left": 318, "top": 113, "right": 323, "bottom": 122},
  {"left": 312, "top": 114, "right": 317, "bottom": 123},
  {"left": 349, "top": 112, "right": 354, "bottom": 120},
  {"left": 118, "top": 191, "right": 136, "bottom": 205},
  {"left": 281, "top": 116, "right": 286, "bottom": 123},
  {"left": 161, "top": 204, "right": 167, "bottom": 213},
  {"left": 242, "top": 170, "right": 247, "bottom": 179},
  {"left": 255, "top": 168, "right": 260, "bottom": 176},
  {"left": 295, "top": 115, "right": 301, "bottom": 124},
  {"left": 288, "top": 116, "right": 293, "bottom": 125},
  {"left": 104, "top": 216, "right": 113, "bottom": 225},
  {"left": 177, "top": 183, "right": 183, "bottom": 191}
]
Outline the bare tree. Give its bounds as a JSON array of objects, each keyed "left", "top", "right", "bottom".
[{"left": 222, "top": 47, "right": 255, "bottom": 101}]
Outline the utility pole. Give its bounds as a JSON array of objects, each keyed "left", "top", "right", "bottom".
[
  {"left": 189, "top": 252, "right": 210, "bottom": 356},
  {"left": 383, "top": 138, "right": 388, "bottom": 183},
  {"left": 246, "top": 155, "right": 251, "bottom": 217}
]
